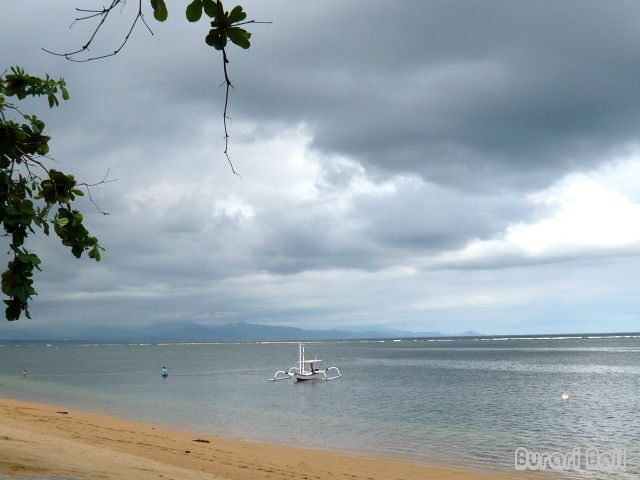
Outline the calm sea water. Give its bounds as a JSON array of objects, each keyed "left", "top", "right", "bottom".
[{"left": 0, "top": 335, "right": 638, "bottom": 479}]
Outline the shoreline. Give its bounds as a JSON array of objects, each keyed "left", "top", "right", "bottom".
[{"left": 0, "top": 396, "right": 551, "bottom": 480}]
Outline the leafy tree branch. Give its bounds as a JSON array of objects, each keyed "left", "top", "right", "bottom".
[{"left": 0, "top": 67, "right": 105, "bottom": 320}]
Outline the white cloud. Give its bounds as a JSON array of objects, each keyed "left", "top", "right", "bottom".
[
  {"left": 516, "top": 177, "right": 640, "bottom": 252},
  {"left": 433, "top": 156, "right": 640, "bottom": 267}
]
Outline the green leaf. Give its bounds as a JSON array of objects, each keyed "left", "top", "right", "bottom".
[
  {"left": 186, "top": 0, "right": 203, "bottom": 22},
  {"left": 205, "top": 29, "right": 227, "bottom": 50},
  {"left": 227, "top": 5, "right": 247, "bottom": 24},
  {"left": 5, "top": 303, "right": 20, "bottom": 321},
  {"left": 226, "top": 27, "right": 251, "bottom": 49},
  {"left": 61, "top": 87, "right": 70, "bottom": 101},
  {"left": 56, "top": 217, "right": 69, "bottom": 226},
  {"left": 150, "top": 0, "right": 168, "bottom": 21},
  {"left": 37, "top": 142, "right": 49, "bottom": 156},
  {"left": 89, "top": 245, "right": 101, "bottom": 262},
  {"left": 202, "top": 0, "right": 217, "bottom": 18},
  {"left": 14, "top": 287, "right": 27, "bottom": 303}
]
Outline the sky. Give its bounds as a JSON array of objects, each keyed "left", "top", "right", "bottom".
[{"left": 2, "top": 0, "right": 640, "bottom": 336}]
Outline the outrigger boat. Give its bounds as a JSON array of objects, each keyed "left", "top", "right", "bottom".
[{"left": 271, "top": 342, "right": 342, "bottom": 381}]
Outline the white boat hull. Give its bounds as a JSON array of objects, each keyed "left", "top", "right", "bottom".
[{"left": 293, "top": 372, "right": 324, "bottom": 381}]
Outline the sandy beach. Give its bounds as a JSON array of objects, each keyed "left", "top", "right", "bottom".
[{"left": 0, "top": 397, "right": 549, "bottom": 480}]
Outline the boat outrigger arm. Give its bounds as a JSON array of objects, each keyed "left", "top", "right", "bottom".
[{"left": 271, "top": 342, "right": 342, "bottom": 381}]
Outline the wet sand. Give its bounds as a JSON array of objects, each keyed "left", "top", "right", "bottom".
[{"left": 0, "top": 397, "right": 547, "bottom": 479}]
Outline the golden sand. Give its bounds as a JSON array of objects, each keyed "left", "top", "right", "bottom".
[{"left": 0, "top": 397, "right": 549, "bottom": 479}]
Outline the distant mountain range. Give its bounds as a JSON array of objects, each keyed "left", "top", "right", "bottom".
[{"left": 0, "top": 321, "right": 483, "bottom": 342}]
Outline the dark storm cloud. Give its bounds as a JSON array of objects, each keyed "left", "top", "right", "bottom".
[
  {"left": 12, "top": 0, "right": 639, "bottom": 191},
  {"left": 8, "top": 1, "right": 640, "bottom": 193},
  {"left": 227, "top": 0, "right": 640, "bottom": 190},
  {"left": 352, "top": 180, "right": 534, "bottom": 251}
]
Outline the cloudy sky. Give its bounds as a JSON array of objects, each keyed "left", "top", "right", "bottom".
[{"left": 2, "top": 0, "right": 640, "bottom": 335}]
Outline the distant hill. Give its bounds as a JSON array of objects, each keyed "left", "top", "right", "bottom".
[
  {"left": 459, "top": 330, "right": 483, "bottom": 337},
  {"left": 0, "top": 321, "right": 482, "bottom": 342}
]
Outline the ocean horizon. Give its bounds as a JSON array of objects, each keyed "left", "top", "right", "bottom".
[{"left": 1, "top": 333, "right": 638, "bottom": 479}]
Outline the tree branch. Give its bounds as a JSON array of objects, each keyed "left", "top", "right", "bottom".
[
  {"left": 42, "top": 0, "right": 153, "bottom": 62},
  {"left": 221, "top": 48, "right": 239, "bottom": 177},
  {"left": 78, "top": 169, "right": 117, "bottom": 215}
]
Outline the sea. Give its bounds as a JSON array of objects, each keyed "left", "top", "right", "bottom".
[{"left": 0, "top": 334, "right": 638, "bottom": 479}]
